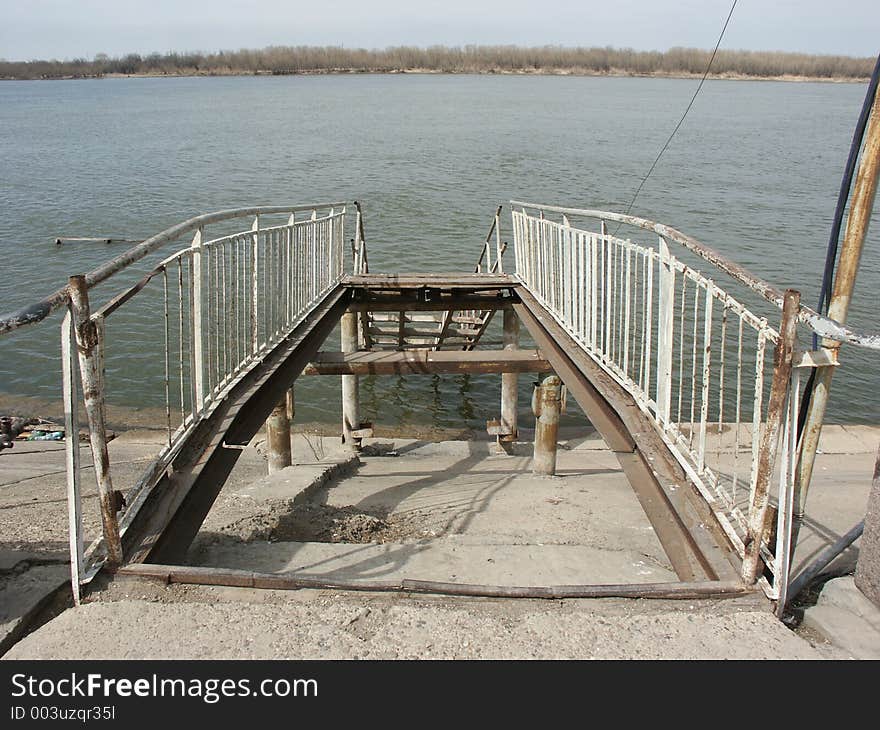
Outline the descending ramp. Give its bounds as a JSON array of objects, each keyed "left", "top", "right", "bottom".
[{"left": 5, "top": 200, "right": 858, "bottom": 610}]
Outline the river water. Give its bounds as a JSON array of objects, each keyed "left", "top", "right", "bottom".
[{"left": 0, "top": 74, "right": 877, "bottom": 430}]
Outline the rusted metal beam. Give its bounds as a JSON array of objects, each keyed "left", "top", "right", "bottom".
[
  {"left": 118, "top": 563, "right": 752, "bottom": 600},
  {"left": 302, "top": 349, "right": 551, "bottom": 375},
  {"left": 742, "top": 290, "right": 801, "bottom": 585},
  {"left": 343, "top": 273, "right": 512, "bottom": 290},
  {"left": 347, "top": 295, "right": 513, "bottom": 312}
]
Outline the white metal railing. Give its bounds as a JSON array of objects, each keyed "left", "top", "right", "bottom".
[
  {"left": 61, "top": 203, "right": 349, "bottom": 598},
  {"left": 512, "top": 203, "right": 806, "bottom": 605}
]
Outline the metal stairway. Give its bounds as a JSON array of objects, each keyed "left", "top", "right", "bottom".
[
  {"left": 362, "top": 308, "right": 496, "bottom": 350},
  {"left": 356, "top": 207, "right": 505, "bottom": 351}
]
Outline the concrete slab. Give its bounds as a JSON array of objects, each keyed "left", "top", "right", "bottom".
[
  {"left": 191, "top": 436, "right": 673, "bottom": 587},
  {"left": 197, "top": 537, "right": 677, "bottom": 585},
  {"left": 0, "top": 432, "right": 269, "bottom": 656},
  {"left": 801, "top": 577, "right": 880, "bottom": 659},
  {"left": 4, "top": 589, "right": 821, "bottom": 660},
  {"left": 0, "top": 562, "right": 68, "bottom": 655},
  {"left": 4, "top": 423, "right": 877, "bottom": 659}
]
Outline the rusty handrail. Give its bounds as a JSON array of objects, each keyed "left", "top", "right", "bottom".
[
  {"left": 0, "top": 202, "right": 348, "bottom": 335},
  {"left": 510, "top": 200, "right": 880, "bottom": 350}
]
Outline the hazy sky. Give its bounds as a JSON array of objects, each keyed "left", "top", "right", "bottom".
[{"left": 1, "top": 1, "right": 878, "bottom": 61}]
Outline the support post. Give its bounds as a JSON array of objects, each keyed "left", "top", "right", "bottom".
[
  {"left": 251, "top": 215, "right": 260, "bottom": 354},
  {"left": 286, "top": 386, "right": 296, "bottom": 455},
  {"left": 62, "top": 308, "right": 83, "bottom": 603},
  {"left": 532, "top": 375, "right": 562, "bottom": 476},
  {"left": 742, "top": 289, "right": 800, "bottom": 585},
  {"left": 190, "top": 226, "right": 205, "bottom": 412},
  {"left": 655, "top": 237, "right": 675, "bottom": 425},
  {"left": 266, "top": 395, "right": 292, "bottom": 473},
  {"left": 796, "top": 83, "right": 880, "bottom": 518},
  {"left": 67, "top": 275, "right": 123, "bottom": 568},
  {"left": 341, "top": 311, "right": 361, "bottom": 451},
  {"left": 500, "top": 309, "right": 520, "bottom": 442}
]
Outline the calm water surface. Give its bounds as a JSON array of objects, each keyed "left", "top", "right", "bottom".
[{"left": 0, "top": 75, "right": 877, "bottom": 428}]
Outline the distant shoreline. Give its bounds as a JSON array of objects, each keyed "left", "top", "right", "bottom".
[
  {"left": 1, "top": 45, "right": 872, "bottom": 83},
  {"left": 0, "top": 68, "right": 869, "bottom": 84}
]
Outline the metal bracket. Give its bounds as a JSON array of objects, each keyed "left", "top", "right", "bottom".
[{"left": 793, "top": 347, "right": 839, "bottom": 369}]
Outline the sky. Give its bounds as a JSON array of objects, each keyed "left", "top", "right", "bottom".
[{"left": 1, "top": 0, "right": 878, "bottom": 61}]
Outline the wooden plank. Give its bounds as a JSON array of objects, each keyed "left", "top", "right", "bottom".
[{"left": 302, "top": 349, "right": 552, "bottom": 375}]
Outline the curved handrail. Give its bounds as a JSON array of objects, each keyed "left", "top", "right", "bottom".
[
  {"left": 511, "top": 200, "right": 880, "bottom": 350},
  {"left": 0, "top": 202, "right": 347, "bottom": 335}
]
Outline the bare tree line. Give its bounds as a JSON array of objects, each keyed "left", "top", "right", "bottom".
[{"left": 0, "top": 45, "right": 873, "bottom": 81}]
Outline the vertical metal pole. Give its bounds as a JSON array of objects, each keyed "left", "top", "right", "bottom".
[
  {"left": 67, "top": 275, "right": 123, "bottom": 568},
  {"left": 495, "top": 207, "right": 504, "bottom": 274},
  {"left": 341, "top": 311, "right": 361, "bottom": 451},
  {"left": 266, "top": 396, "right": 292, "bottom": 473},
  {"left": 286, "top": 386, "right": 296, "bottom": 456},
  {"left": 62, "top": 309, "right": 83, "bottom": 603},
  {"left": 655, "top": 237, "right": 675, "bottom": 425},
  {"left": 774, "top": 366, "right": 800, "bottom": 615},
  {"left": 796, "top": 85, "right": 880, "bottom": 517},
  {"left": 532, "top": 375, "right": 562, "bottom": 476},
  {"left": 742, "top": 289, "right": 800, "bottom": 585},
  {"left": 190, "top": 226, "right": 205, "bottom": 413},
  {"left": 500, "top": 308, "right": 520, "bottom": 441},
  {"left": 251, "top": 215, "right": 260, "bottom": 354}
]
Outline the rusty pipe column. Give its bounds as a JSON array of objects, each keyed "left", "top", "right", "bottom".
[
  {"left": 286, "top": 386, "right": 296, "bottom": 456},
  {"left": 532, "top": 375, "right": 562, "bottom": 476},
  {"left": 796, "top": 82, "right": 880, "bottom": 517},
  {"left": 266, "top": 393, "right": 292, "bottom": 473},
  {"left": 341, "top": 311, "right": 361, "bottom": 451},
  {"left": 500, "top": 309, "right": 519, "bottom": 441}
]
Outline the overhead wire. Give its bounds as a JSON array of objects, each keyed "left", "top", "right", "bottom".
[{"left": 615, "top": 0, "right": 738, "bottom": 227}]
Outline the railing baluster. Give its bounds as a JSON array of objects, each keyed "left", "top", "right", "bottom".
[
  {"left": 190, "top": 227, "right": 205, "bottom": 413},
  {"left": 177, "top": 260, "right": 185, "bottom": 427},
  {"left": 61, "top": 307, "right": 83, "bottom": 603},
  {"left": 644, "top": 251, "right": 653, "bottom": 400},
  {"left": 251, "top": 215, "right": 260, "bottom": 354},
  {"left": 689, "top": 279, "right": 700, "bottom": 449},
  {"left": 162, "top": 267, "right": 171, "bottom": 446},
  {"left": 697, "top": 283, "right": 714, "bottom": 473},
  {"left": 656, "top": 237, "right": 675, "bottom": 424}
]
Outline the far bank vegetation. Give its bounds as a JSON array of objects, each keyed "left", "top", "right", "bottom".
[{"left": 1, "top": 45, "right": 873, "bottom": 81}]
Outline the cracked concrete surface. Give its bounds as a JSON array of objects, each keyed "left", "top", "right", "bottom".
[{"left": 1, "top": 425, "right": 878, "bottom": 659}]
